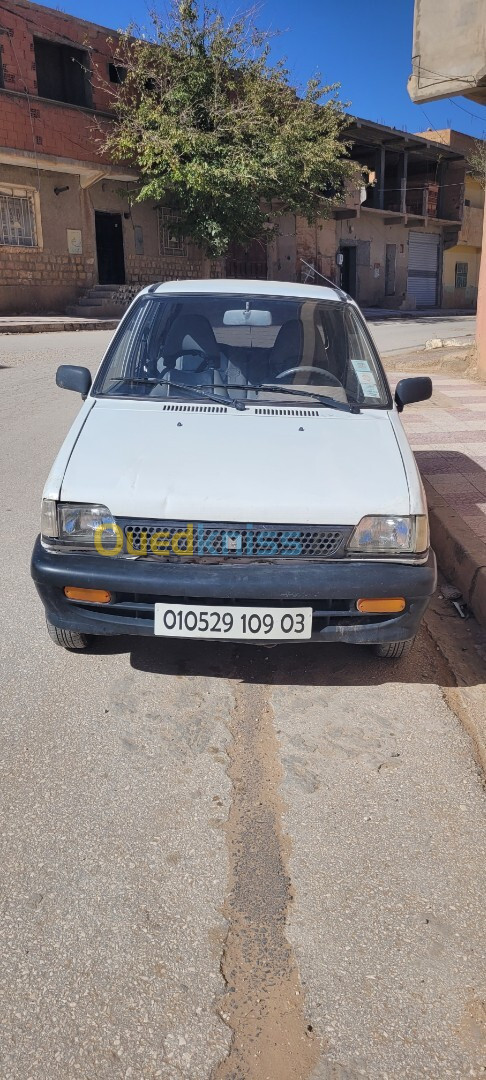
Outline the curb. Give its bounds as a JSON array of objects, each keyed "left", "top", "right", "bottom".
[
  {"left": 364, "top": 308, "right": 476, "bottom": 321},
  {"left": 0, "top": 319, "right": 120, "bottom": 334},
  {"left": 424, "top": 478, "right": 486, "bottom": 628}
]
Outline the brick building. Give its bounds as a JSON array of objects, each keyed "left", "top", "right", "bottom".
[
  {"left": 0, "top": 0, "right": 207, "bottom": 314},
  {"left": 0, "top": 0, "right": 475, "bottom": 314}
]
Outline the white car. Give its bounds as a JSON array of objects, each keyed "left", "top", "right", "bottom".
[{"left": 31, "top": 279, "right": 436, "bottom": 659}]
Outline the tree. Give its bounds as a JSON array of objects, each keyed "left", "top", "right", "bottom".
[
  {"left": 469, "top": 138, "right": 486, "bottom": 189},
  {"left": 103, "top": 0, "right": 354, "bottom": 257}
]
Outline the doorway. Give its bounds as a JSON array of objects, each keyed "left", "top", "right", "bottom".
[
  {"left": 339, "top": 246, "right": 357, "bottom": 298},
  {"left": 95, "top": 211, "right": 125, "bottom": 284},
  {"left": 225, "top": 238, "right": 267, "bottom": 279},
  {"left": 385, "top": 243, "right": 397, "bottom": 296},
  {"left": 407, "top": 231, "right": 440, "bottom": 307}
]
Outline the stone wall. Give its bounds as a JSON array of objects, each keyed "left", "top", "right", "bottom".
[{"left": 124, "top": 254, "right": 207, "bottom": 286}]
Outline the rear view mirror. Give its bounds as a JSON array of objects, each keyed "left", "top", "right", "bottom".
[
  {"left": 395, "top": 376, "right": 432, "bottom": 412},
  {"left": 56, "top": 365, "right": 92, "bottom": 396},
  {"left": 223, "top": 309, "right": 272, "bottom": 327}
]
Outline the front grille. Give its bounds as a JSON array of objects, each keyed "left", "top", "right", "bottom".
[
  {"left": 119, "top": 520, "right": 352, "bottom": 559},
  {"left": 78, "top": 594, "right": 402, "bottom": 630}
]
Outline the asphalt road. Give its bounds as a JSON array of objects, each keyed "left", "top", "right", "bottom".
[
  {"left": 367, "top": 314, "right": 476, "bottom": 355},
  {"left": 1, "top": 330, "right": 485, "bottom": 1080}
]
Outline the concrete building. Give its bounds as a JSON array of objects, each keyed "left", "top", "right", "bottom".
[
  {"left": 0, "top": 0, "right": 208, "bottom": 315},
  {"left": 416, "top": 130, "right": 484, "bottom": 310},
  {"left": 268, "top": 119, "right": 469, "bottom": 310},
  {"left": 408, "top": 0, "right": 486, "bottom": 374},
  {"left": 408, "top": 0, "right": 486, "bottom": 106}
]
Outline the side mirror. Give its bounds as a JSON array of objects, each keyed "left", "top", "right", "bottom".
[
  {"left": 56, "top": 365, "right": 92, "bottom": 397},
  {"left": 395, "top": 376, "right": 432, "bottom": 412}
]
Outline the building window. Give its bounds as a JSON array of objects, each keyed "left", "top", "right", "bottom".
[
  {"left": 108, "top": 62, "right": 127, "bottom": 84},
  {"left": 34, "top": 38, "right": 91, "bottom": 108},
  {"left": 134, "top": 224, "right": 144, "bottom": 254},
  {"left": 158, "top": 207, "right": 186, "bottom": 256},
  {"left": 455, "top": 261, "right": 468, "bottom": 288},
  {"left": 0, "top": 191, "right": 37, "bottom": 247}
]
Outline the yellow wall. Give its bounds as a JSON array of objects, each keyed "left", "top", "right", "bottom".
[
  {"left": 442, "top": 176, "right": 483, "bottom": 308},
  {"left": 464, "top": 176, "right": 484, "bottom": 211}
]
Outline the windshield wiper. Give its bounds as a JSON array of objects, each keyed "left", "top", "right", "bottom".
[
  {"left": 224, "top": 383, "right": 360, "bottom": 413},
  {"left": 109, "top": 378, "right": 246, "bottom": 412}
]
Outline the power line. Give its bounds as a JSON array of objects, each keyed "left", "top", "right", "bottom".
[
  {"left": 412, "top": 61, "right": 477, "bottom": 86},
  {"left": 447, "top": 97, "right": 486, "bottom": 124}
]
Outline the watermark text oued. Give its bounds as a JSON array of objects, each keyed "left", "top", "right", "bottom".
[{"left": 94, "top": 522, "right": 304, "bottom": 557}]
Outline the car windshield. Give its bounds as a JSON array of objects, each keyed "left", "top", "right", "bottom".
[{"left": 93, "top": 294, "right": 390, "bottom": 408}]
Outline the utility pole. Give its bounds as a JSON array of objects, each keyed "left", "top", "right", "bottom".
[{"left": 475, "top": 160, "right": 486, "bottom": 377}]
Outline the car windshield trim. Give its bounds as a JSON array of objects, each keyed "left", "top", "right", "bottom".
[
  {"left": 92, "top": 294, "right": 393, "bottom": 410},
  {"left": 108, "top": 377, "right": 246, "bottom": 411}
]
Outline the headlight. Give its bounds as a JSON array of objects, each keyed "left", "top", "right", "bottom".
[
  {"left": 41, "top": 501, "right": 119, "bottom": 550},
  {"left": 41, "top": 499, "right": 58, "bottom": 538},
  {"left": 347, "top": 515, "right": 429, "bottom": 555}
]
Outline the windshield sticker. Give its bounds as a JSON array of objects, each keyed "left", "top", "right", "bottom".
[
  {"left": 362, "top": 383, "right": 380, "bottom": 398},
  {"left": 350, "top": 359, "right": 380, "bottom": 398}
]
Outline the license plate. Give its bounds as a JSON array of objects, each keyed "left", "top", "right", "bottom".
[{"left": 154, "top": 603, "right": 312, "bottom": 640}]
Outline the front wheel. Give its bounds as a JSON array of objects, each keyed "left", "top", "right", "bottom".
[
  {"left": 373, "top": 638, "right": 415, "bottom": 660},
  {"left": 46, "top": 619, "right": 92, "bottom": 651}
]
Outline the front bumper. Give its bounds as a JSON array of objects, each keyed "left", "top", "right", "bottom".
[{"left": 31, "top": 537, "right": 437, "bottom": 644}]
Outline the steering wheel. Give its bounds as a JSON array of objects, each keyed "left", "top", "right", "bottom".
[{"left": 274, "top": 365, "right": 343, "bottom": 388}]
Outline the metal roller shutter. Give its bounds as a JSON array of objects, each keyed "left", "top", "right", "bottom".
[{"left": 407, "top": 232, "right": 440, "bottom": 307}]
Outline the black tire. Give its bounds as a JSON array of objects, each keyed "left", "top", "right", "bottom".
[
  {"left": 46, "top": 619, "right": 92, "bottom": 651},
  {"left": 373, "top": 638, "right": 415, "bottom": 660}
]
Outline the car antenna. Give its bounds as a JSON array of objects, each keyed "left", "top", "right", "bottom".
[{"left": 300, "top": 259, "right": 348, "bottom": 301}]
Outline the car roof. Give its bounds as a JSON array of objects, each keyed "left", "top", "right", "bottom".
[{"left": 144, "top": 278, "right": 347, "bottom": 303}]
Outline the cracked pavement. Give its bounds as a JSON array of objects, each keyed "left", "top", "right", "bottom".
[{"left": 1, "top": 331, "right": 485, "bottom": 1079}]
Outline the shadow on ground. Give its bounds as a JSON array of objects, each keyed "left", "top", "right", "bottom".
[
  {"left": 415, "top": 451, "right": 486, "bottom": 530},
  {"left": 87, "top": 625, "right": 456, "bottom": 688}
]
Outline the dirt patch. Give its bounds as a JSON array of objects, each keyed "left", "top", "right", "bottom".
[
  {"left": 213, "top": 661, "right": 319, "bottom": 1080},
  {"left": 383, "top": 344, "right": 480, "bottom": 380},
  {"left": 455, "top": 994, "right": 486, "bottom": 1051}
]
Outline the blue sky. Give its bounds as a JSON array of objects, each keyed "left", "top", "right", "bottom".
[{"left": 59, "top": 0, "right": 486, "bottom": 138}]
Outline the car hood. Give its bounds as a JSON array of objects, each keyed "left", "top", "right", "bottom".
[{"left": 60, "top": 398, "right": 410, "bottom": 524}]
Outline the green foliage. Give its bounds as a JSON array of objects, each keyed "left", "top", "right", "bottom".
[
  {"left": 469, "top": 139, "right": 486, "bottom": 189},
  {"left": 104, "top": 0, "right": 354, "bottom": 256}
]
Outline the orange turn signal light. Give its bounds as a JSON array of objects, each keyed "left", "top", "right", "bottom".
[
  {"left": 357, "top": 597, "right": 406, "bottom": 614},
  {"left": 64, "top": 587, "right": 111, "bottom": 604}
]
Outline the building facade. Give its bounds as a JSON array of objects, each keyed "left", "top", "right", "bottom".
[
  {"left": 266, "top": 120, "right": 471, "bottom": 310},
  {"left": 416, "top": 130, "right": 484, "bottom": 309},
  {"left": 0, "top": 0, "right": 208, "bottom": 314},
  {"left": 0, "top": 1, "right": 476, "bottom": 313}
]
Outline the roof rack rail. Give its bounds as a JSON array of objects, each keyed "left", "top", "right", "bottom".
[{"left": 147, "top": 282, "right": 164, "bottom": 292}]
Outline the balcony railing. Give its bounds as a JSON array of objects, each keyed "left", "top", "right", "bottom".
[
  {"left": 405, "top": 183, "right": 439, "bottom": 217},
  {"left": 363, "top": 181, "right": 463, "bottom": 222}
]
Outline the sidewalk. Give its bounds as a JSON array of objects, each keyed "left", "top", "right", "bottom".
[
  {"left": 0, "top": 315, "right": 119, "bottom": 334},
  {"left": 392, "top": 371, "right": 486, "bottom": 627}
]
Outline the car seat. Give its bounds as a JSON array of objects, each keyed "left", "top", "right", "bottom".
[
  {"left": 267, "top": 320, "right": 304, "bottom": 381},
  {"left": 155, "top": 313, "right": 226, "bottom": 391}
]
